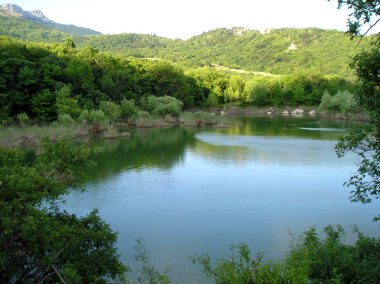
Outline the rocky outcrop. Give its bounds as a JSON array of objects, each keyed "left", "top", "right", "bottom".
[
  {"left": 1, "top": 3, "right": 53, "bottom": 23},
  {"left": 0, "top": 3, "right": 101, "bottom": 35}
]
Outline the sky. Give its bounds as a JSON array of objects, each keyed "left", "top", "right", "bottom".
[{"left": 6, "top": 0, "right": 354, "bottom": 39}]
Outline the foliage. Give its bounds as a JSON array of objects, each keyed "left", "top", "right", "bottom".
[
  {"left": 17, "top": 112, "right": 30, "bottom": 127},
  {"left": 99, "top": 100, "right": 122, "bottom": 122},
  {"left": 141, "top": 96, "right": 183, "bottom": 118},
  {"left": 333, "top": 1, "right": 380, "bottom": 207},
  {"left": 0, "top": 138, "right": 127, "bottom": 282},
  {"left": 205, "top": 93, "right": 219, "bottom": 112},
  {"left": 120, "top": 98, "right": 139, "bottom": 120},
  {"left": 319, "top": 90, "right": 355, "bottom": 113},
  {"left": 31, "top": 89, "right": 56, "bottom": 121},
  {"left": 55, "top": 85, "right": 81, "bottom": 118},
  {"left": 74, "top": 28, "right": 372, "bottom": 78},
  {"left": 57, "top": 113, "right": 75, "bottom": 126},
  {"left": 134, "top": 239, "right": 171, "bottom": 284},
  {"left": 332, "top": 0, "right": 380, "bottom": 36},
  {"left": 193, "top": 226, "right": 380, "bottom": 284},
  {"left": 88, "top": 109, "right": 109, "bottom": 132}
]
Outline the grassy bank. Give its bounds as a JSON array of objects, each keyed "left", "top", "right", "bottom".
[{"left": 0, "top": 111, "right": 230, "bottom": 147}]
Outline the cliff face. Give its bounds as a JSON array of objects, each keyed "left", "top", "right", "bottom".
[
  {"left": 0, "top": 3, "right": 101, "bottom": 36},
  {"left": 1, "top": 3, "right": 53, "bottom": 23}
]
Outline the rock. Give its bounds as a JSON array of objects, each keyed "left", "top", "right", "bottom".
[
  {"left": 220, "top": 111, "right": 225, "bottom": 116},
  {"left": 282, "top": 110, "right": 289, "bottom": 115},
  {"left": 291, "top": 110, "right": 298, "bottom": 115},
  {"left": 309, "top": 110, "right": 317, "bottom": 115},
  {"left": 295, "top": 109, "right": 304, "bottom": 114}
]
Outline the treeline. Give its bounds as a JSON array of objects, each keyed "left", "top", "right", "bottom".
[
  {"left": 0, "top": 36, "right": 355, "bottom": 123},
  {"left": 0, "top": 36, "right": 204, "bottom": 122}
]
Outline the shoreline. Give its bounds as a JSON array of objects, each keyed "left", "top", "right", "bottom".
[{"left": 0, "top": 109, "right": 367, "bottom": 148}]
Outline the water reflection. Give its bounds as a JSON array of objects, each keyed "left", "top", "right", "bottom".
[
  {"left": 85, "top": 127, "right": 197, "bottom": 181},
  {"left": 61, "top": 116, "right": 378, "bottom": 284}
]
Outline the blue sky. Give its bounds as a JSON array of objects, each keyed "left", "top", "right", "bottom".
[{"left": 6, "top": 0, "right": 353, "bottom": 38}]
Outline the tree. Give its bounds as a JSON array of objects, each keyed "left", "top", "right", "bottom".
[
  {"left": 333, "top": 1, "right": 380, "bottom": 207},
  {"left": 0, "top": 138, "right": 127, "bottom": 282},
  {"left": 332, "top": 0, "right": 380, "bottom": 36},
  {"left": 55, "top": 84, "right": 81, "bottom": 118}
]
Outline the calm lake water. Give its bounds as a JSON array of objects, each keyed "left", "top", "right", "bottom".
[{"left": 62, "top": 116, "right": 380, "bottom": 283}]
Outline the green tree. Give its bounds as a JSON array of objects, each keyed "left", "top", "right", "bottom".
[
  {"left": 99, "top": 100, "right": 121, "bottom": 122},
  {"left": 31, "top": 89, "right": 56, "bottom": 121},
  {"left": 333, "top": 1, "right": 380, "bottom": 207},
  {"left": 120, "top": 98, "right": 139, "bottom": 120},
  {"left": 0, "top": 138, "right": 127, "bottom": 282},
  {"left": 55, "top": 84, "right": 81, "bottom": 118}
]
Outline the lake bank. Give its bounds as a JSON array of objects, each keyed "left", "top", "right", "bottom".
[{"left": 0, "top": 108, "right": 365, "bottom": 148}]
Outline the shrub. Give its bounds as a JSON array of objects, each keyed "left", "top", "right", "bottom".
[
  {"left": 78, "top": 109, "right": 90, "bottom": 123},
  {"left": 120, "top": 99, "right": 138, "bottom": 120},
  {"left": 17, "top": 112, "right": 30, "bottom": 127},
  {"left": 88, "top": 110, "right": 109, "bottom": 132},
  {"left": 193, "top": 226, "right": 380, "bottom": 284},
  {"left": 57, "top": 114, "right": 75, "bottom": 126},
  {"left": 319, "top": 90, "right": 354, "bottom": 114},
  {"left": 99, "top": 101, "right": 121, "bottom": 122},
  {"left": 141, "top": 96, "right": 183, "bottom": 118}
]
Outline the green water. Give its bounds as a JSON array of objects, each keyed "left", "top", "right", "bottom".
[{"left": 62, "top": 116, "right": 379, "bottom": 283}]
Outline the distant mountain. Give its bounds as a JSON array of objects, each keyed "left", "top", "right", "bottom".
[{"left": 0, "top": 3, "right": 101, "bottom": 36}]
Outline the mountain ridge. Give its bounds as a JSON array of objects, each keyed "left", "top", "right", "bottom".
[
  {"left": 0, "top": 3, "right": 101, "bottom": 36},
  {"left": 0, "top": 3, "right": 373, "bottom": 77}
]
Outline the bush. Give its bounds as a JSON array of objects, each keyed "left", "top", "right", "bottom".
[
  {"left": 88, "top": 110, "right": 109, "bottom": 132},
  {"left": 193, "top": 226, "right": 380, "bottom": 284},
  {"left": 17, "top": 112, "right": 30, "bottom": 127},
  {"left": 319, "top": 90, "right": 354, "bottom": 114},
  {"left": 133, "top": 111, "right": 164, "bottom": 127},
  {"left": 141, "top": 96, "right": 183, "bottom": 117},
  {"left": 57, "top": 114, "right": 75, "bottom": 126},
  {"left": 78, "top": 109, "right": 90, "bottom": 123},
  {"left": 120, "top": 99, "right": 138, "bottom": 120},
  {"left": 99, "top": 101, "right": 121, "bottom": 122}
]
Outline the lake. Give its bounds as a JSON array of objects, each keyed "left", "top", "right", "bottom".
[{"left": 61, "top": 115, "right": 380, "bottom": 283}]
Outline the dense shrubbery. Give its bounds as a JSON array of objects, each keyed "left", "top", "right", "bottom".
[
  {"left": 319, "top": 90, "right": 355, "bottom": 113},
  {"left": 193, "top": 225, "right": 380, "bottom": 284}
]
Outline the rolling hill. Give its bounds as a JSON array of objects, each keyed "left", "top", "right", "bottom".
[{"left": 0, "top": 4, "right": 373, "bottom": 77}]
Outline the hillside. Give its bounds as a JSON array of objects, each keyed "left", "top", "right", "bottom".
[
  {"left": 0, "top": 4, "right": 373, "bottom": 77},
  {"left": 0, "top": 3, "right": 100, "bottom": 36},
  {"left": 77, "top": 27, "right": 372, "bottom": 77}
]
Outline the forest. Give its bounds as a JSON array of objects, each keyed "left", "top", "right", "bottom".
[{"left": 0, "top": 35, "right": 356, "bottom": 124}]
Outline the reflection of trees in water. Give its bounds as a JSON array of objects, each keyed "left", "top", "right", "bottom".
[
  {"left": 85, "top": 127, "right": 197, "bottom": 181},
  {"left": 214, "top": 116, "right": 357, "bottom": 140}
]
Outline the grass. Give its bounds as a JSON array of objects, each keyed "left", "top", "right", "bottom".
[
  {"left": 0, "top": 123, "right": 90, "bottom": 147},
  {"left": 0, "top": 111, "right": 230, "bottom": 147},
  {"left": 180, "top": 111, "right": 230, "bottom": 127}
]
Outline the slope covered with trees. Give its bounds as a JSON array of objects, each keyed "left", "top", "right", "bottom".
[
  {"left": 0, "top": 36, "right": 356, "bottom": 123},
  {"left": 0, "top": 8, "right": 372, "bottom": 77},
  {"left": 77, "top": 27, "right": 372, "bottom": 77}
]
